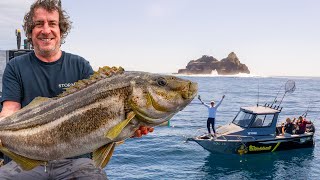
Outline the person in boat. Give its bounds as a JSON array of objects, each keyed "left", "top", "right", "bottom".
[
  {"left": 198, "top": 94, "right": 225, "bottom": 136},
  {"left": 282, "top": 118, "right": 294, "bottom": 135},
  {"left": 0, "top": 0, "right": 150, "bottom": 179},
  {"left": 295, "top": 116, "right": 312, "bottom": 134}
]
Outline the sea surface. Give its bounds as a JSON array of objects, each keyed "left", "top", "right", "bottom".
[{"left": 106, "top": 75, "right": 320, "bottom": 180}]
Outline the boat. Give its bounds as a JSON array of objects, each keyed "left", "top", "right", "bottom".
[{"left": 187, "top": 104, "right": 315, "bottom": 154}]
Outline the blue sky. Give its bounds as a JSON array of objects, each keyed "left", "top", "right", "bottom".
[{"left": 0, "top": 0, "right": 319, "bottom": 76}]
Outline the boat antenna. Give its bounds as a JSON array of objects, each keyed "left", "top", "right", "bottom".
[
  {"left": 257, "top": 79, "right": 260, "bottom": 106},
  {"left": 278, "top": 80, "right": 296, "bottom": 106}
]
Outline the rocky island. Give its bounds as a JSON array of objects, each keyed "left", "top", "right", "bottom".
[{"left": 177, "top": 52, "right": 250, "bottom": 75}]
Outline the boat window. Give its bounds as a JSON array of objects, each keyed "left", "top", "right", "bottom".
[
  {"left": 251, "top": 114, "right": 274, "bottom": 127},
  {"left": 232, "top": 111, "right": 254, "bottom": 128},
  {"left": 251, "top": 117, "right": 263, "bottom": 127},
  {"left": 262, "top": 114, "right": 274, "bottom": 127}
]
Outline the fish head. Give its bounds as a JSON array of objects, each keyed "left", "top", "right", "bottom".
[{"left": 128, "top": 72, "right": 198, "bottom": 125}]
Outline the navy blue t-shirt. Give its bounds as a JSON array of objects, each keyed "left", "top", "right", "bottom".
[
  {"left": 1, "top": 51, "right": 94, "bottom": 162},
  {"left": 1, "top": 51, "right": 93, "bottom": 107}
]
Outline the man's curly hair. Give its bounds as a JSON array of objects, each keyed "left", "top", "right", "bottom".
[{"left": 23, "top": 0, "right": 72, "bottom": 45}]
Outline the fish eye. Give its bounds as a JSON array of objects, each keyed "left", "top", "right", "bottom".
[{"left": 157, "top": 77, "right": 167, "bottom": 86}]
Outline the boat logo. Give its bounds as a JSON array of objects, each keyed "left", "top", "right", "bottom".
[
  {"left": 248, "top": 132, "right": 257, "bottom": 135},
  {"left": 237, "top": 145, "right": 248, "bottom": 155},
  {"left": 249, "top": 145, "right": 272, "bottom": 151}
]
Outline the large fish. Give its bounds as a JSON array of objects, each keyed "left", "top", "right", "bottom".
[{"left": 0, "top": 66, "right": 197, "bottom": 170}]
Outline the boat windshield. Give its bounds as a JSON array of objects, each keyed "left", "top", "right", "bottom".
[
  {"left": 232, "top": 111, "right": 254, "bottom": 128},
  {"left": 251, "top": 114, "right": 274, "bottom": 127}
]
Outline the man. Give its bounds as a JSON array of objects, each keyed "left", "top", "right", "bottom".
[
  {"left": 296, "top": 116, "right": 311, "bottom": 134},
  {"left": 282, "top": 118, "right": 294, "bottom": 136},
  {"left": 0, "top": 0, "right": 148, "bottom": 179},
  {"left": 198, "top": 94, "right": 225, "bottom": 136}
]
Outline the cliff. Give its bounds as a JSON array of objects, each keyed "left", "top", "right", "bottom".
[{"left": 178, "top": 52, "right": 250, "bottom": 75}]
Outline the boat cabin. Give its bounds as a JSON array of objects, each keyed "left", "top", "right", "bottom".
[{"left": 217, "top": 105, "right": 281, "bottom": 138}]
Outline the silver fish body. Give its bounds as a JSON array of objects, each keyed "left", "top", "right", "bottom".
[{"left": 0, "top": 68, "right": 197, "bottom": 163}]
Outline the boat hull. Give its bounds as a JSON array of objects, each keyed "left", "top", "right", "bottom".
[{"left": 189, "top": 133, "right": 314, "bottom": 155}]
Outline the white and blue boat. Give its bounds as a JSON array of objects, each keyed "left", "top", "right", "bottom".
[{"left": 188, "top": 104, "right": 315, "bottom": 154}]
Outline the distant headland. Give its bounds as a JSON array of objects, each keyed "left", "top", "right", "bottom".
[{"left": 177, "top": 52, "right": 250, "bottom": 75}]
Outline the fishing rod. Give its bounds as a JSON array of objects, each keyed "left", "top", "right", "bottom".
[
  {"left": 301, "top": 101, "right": 312, "bottom": 118},
  {"left": 300, "top": 99, "right": 320, "bottom": 118},
  {"left": 271, "top": 84, "right": 284, "bottom": 106},
  {"left": 278, "top": 80, "right": 296, "bottom": 107}
]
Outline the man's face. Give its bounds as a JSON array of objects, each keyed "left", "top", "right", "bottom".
[{"left": 31, "top": 7, "right": 61, "bottom": 57}]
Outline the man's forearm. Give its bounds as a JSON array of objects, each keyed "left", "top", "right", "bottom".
[{"left": 0, "top": 101, "right": 21, "bottom": 120}]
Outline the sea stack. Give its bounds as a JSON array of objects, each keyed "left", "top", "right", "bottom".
[{"left": 178, "top": 52, "right": 250, "bottom": 75}]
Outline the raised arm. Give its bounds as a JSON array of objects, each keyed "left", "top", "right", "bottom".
[
  {"left": 198, "top": 95, "right": 210, "bottom": 107},
  {"left": 215, "top": 95, "right": 225, "bottom": 108},
  {"left": 198, "top": 95, "right": 204, "bottom": 104}
]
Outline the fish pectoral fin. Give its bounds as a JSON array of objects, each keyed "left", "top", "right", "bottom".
[
  {"left": 93, "top": 142, "right": 116, "bottom": 169},
  {"left": 0, "top": 145, "right": 45, "bottom": 171},
  {"left": 115, "top": 140, "right": 125, "bottom": 146},
  {"left": 105, "top": 111, "right": 136, "bottom": 140}
]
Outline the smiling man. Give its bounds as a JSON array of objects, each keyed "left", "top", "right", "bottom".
[
  {"left": 0, "top": 0, "right": 106, "bottom": 179},
  {"left": 31, "top": 7, "right": 62, "bottom": 60}
]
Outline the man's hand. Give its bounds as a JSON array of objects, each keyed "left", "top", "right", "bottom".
[
  {"left": 198, "top": 95, "right": 201, "bottom": 101},
  {"left": 222, "top": 95, "right": 225, "bottom": 99},
  {"left": 132, "top": 126, "right": 154, "bottom": 138}
]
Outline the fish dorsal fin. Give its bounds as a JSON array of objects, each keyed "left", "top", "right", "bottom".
[
  {"left": 58, "top": 66, "right": 125, "bottom": 98},
  {"left": 0, "top": 143, "right": 44, "bottom": 171},
  {"left": 93, "top": 142, "right": 116, "bottom": 169},
  {"left": 24, "top": 97, "right": 51, "bottom": 109},
  {"left": 105, "top": 111, "right": 136, "bottom": 140}
]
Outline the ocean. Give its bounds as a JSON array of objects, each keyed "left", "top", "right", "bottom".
[{"left": 106, "top": 75, "right": 320, "bottom": 180}]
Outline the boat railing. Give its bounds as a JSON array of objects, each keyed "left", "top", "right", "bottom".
[{"left": 218, "top": 135, "right": 256, "bottom": 142}]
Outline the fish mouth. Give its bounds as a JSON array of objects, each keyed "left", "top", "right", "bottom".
[
  {"left": 134, "top": 109, "right": 176, "bottom": 125},
  {"left": 129, "top": 99, "right": 172, "bottom": 124},
  {"left": 181, "top": 82, "right": 198, "bottom": 99},
  {"left": 147, "top": 92, "right": 170, "bottom": 112}
]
